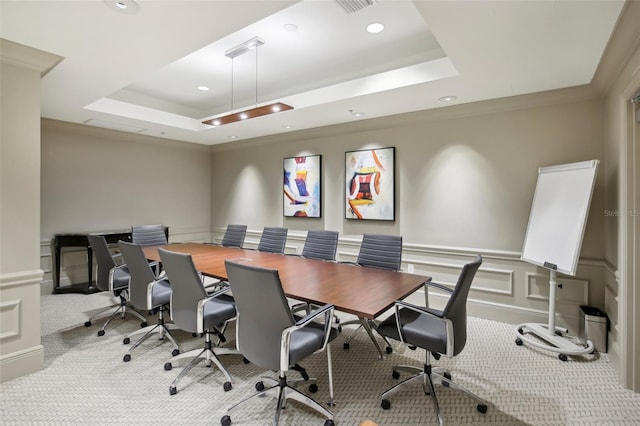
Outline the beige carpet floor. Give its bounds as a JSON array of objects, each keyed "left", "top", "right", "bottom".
[{"left": 1, "top": 292, "right": 639, "bottom": 425}]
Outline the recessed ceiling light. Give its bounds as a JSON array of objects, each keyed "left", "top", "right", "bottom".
[
  {"left": 349, "top": 110, "right": 365, "bottom": 118},
  {"left": 197, "top": 86, "right": 209, "bottom": 91},
  {"left": 283, "top": 24, "right": 298, "bottom": 32},
  {"left": 228, "top": 135, "right": 238, "bottom": 139},
  {"left": 366, "top": 22, "right": 384, "bottom": 34},
  {"left": 439, "top": 95, "right": 457, "bottom": 102},
  {"left": 103, "top": 0, "right": 139, "bottom": 14},
  {"left": 212, "top": 119, "right": 221, "bottom": 126},
  {"left": 283, "top": 124, "right": 294, "bottom": 130}
]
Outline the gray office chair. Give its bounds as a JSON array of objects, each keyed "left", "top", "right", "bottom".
[
  {"left": 301, "top": 230, "right": 339, "bottom": 261},
  {"left": 159, "top": 248, "right": 239, "bottom": 395},
  {"left": 84, "top": 235, "right": 146, "bottom": 336},
  {"left": 291, "top": 230, "right": 340, "bottom": 314},
  {"left": 377, "top": 255, "right": 487, "bottom": 425},
  {"left": 131, "top": 224, "right": 167, "bottom": 246},
  {"left": 341, "top": 233, "right": 403, "bottom": 353},
  {"left": 222, "top": 260, "right": 336, "bottom": 426},
  {"left": 257, "top": 227, "right": 288, "bottom": 254},
  {"left": 221, "top": 224, "right": 247, "bottom": 248},
  {"left": 119, "top": 241, "right": 179, "bottom": 362}
]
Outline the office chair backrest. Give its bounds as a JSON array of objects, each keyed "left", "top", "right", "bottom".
[
  {"left": 159, "top": 248, "right": 207, "bottom": 334},
  {"left": 356, "top": 234, "right": 402, "bottom": 271},
  {"left": 225, "top": 260, "right": 295, "bottom": 371},
  {"left": 442, "top": 255, "right": 482, "bottom": 356},
  {"left": 132, "top": 224, "right": 167, "bottom": 246},
  {"left": 301, "top": 230, "right": 339, "bottom": 261},
  {"left": 118, "top": 241, "right": 157, "bottom": 310},
  {"left": 221, "top": 224, "right": 247, "bottom": 248},
  {"left": 257, "top": 227, "right": 288, "bottom": 254},
  {"left": 87, "top": 234, "right": 118, "bottom": 292}
]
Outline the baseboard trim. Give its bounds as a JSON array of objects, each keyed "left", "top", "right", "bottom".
[{"left": 0, "top": 344, "right": 44, "bottom": 383}]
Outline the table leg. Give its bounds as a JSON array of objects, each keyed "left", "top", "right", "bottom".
[{"left": 359, "top": 317, "right": 385, "bottom": 360}]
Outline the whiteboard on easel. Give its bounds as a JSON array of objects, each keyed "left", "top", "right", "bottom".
[{"left": 521, "top": 160, "right": 599, "bottom": 276}]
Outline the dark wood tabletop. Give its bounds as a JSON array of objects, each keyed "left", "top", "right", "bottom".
[{"left": 144, "top": 243, "right": 431, "bottom": 320}]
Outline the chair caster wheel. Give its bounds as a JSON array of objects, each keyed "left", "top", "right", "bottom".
[
  {"left": 337, "top": 326, "right": 342, "bottom": 333},
  {"left": 555, "top": 330, "right": 563, "bottom": 336},
  {"left": 443, "top": 372, "right": 452, "bottom": 380},
  {"left": 324, "top": 420, "right": 335, "bottom": 426},
  {"left": 517, "top": 327, "right": 523, "bottom": 334},
  {"left": 255, "top": 381, "right": 265, "bottom": 392},
  {"left": 385, "top": 346, "right": 393, "bottom": 354},
  {"left": 243, "top": 357, "right": 250, "bottom": 364},
  {"left": 123, "top": 354, "right": 131, "bottom": 362},
  {"left": 84, "top": 321, "right": 92, "bottom": 327},
  {"left": 164, "top": 362, "right": 172, "bottom": 371},
  {"left": 559, "top": 353, "right": 568, "bottom": 362},
  {"left": 309, "top": 383, "right": 318, "bottom": 393},
  {"left": 392, "top": 370, "right": 400, "bottom": 379},
  {"left": 140, "top": 321, "right": 148, "bottom": 328},
  {"left": 220, "top": 415, "right": 231, "bottom": 426},
  {"left": 123, "top": 337, "right": 130, "bottom": 344},
  {"left": 192, "top": 332, "right": 198, "bottom": 337},
  {"left": 478, "top": 403, "right": 488, "bottom": 413},
  {"left": 97, "top": 330, "right": 105, "bottom": 337},
  {"left": 381, "top": 399, "right": 391, "bottom": 410},
  {"left": 223, "top": 381, "right": 232, "bottom": 392},
  {"left": 171, "top": 348, "right": 180, "bottom": 357},
  {"left": 515, "top": 338, "right": 523, "bottom": 346},
  {"left": 169, "top": 386, "right": 177, "bottom": 395},
  {"left": 343, "top": 342, "right": 350, "bottom": 350},
  {"left": 408, "top": 345, "right": 416, "bottom": 350}
]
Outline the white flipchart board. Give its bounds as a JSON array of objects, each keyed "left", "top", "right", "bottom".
[{"left": 521, "top": 160, "right": 599, "bottom": 276}]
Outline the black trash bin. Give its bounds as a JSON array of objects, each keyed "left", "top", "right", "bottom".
[{"left": 579, "top": 305, "right": 608, "bottom": 353}]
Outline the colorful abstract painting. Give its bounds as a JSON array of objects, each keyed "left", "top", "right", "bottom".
[
  {"left": 283, "top": 155, "right": 321, "bottom": 218},
  {"left": 345, "top": 147, "right": 395, "bottom": 220}
]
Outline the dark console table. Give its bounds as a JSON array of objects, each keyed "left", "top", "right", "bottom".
[{"left": 53, "top": 228, "right": 168, "bottom": 294}]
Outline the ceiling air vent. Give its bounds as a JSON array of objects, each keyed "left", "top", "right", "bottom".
[{"left": 335, "top": 0, "right": 376, "bottom": 14}]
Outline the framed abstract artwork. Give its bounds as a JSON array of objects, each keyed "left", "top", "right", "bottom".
[
  {"left": 345, "top": 147, "right": 395, "bottom": 221},
  {"left": 283, "top": 154, "right": 321, "bottom": 218}
]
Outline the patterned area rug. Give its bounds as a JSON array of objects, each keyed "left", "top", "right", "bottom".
[{"left": 1, "top": 292, "right": 639, "bottom": 425}]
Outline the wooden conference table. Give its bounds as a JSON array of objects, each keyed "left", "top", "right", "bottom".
[{"left": 143, "top": 243, "right": 431, "bottom": 358}]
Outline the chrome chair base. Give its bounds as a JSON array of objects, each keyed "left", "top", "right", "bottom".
[
  {"left": 84, "top": 294, "right": 147, "bottom": 337},
  {"left": 381, "top": 362, "right": 488, "bottom": 426},
  {"left": 164, "top": 332, "right": 238, "bottom": 395},
  {"left": 122, "top": 314, "right": 180, "bottom": 361}
]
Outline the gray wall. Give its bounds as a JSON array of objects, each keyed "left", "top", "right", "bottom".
[
  {"left": 40, "top": 119, "right": 213, "bottom": 290},
  {"left": 210, "top": 95, "right": 604, "bottom": 257}
]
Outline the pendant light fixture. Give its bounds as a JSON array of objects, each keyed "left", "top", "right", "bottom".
[{"left": 202, "top": 37, "right": 293, "bottom": 127}]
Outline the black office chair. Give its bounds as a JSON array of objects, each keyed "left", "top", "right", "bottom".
[
  {"left": 377, "top": 255, "right": 487, "bottom": 425},
  {"left": 84, "top": 235, "right": 146, "bottom": 336},
  {"left": 341, "top": 233, "right": 403, "bottom": 353},
  {"left": 159, "top": 248, "right": 239, "bottom": 395},
  {"left": 257, "top": 227, "right": 288, "bottom": 254},
  {"left": 301, "top": 230, "right": 339, "bottom": 261},
  {"left": 131, "top": 224, "right": 167, "bottom": 246},
  {"left": 222, "top": 260, "right": 336, "bottom": 426},
  {"left": 221, "top": 224, "right": 247, "bottom": 248},
  {"left": 119, "top": 241, "right": 179, "bottom": 362}
]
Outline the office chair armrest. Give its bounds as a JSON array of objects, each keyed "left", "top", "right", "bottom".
[
  {"left": 280, "top": 303, "right": 335, "bottom": 373},
  {"left": 393, "top": 300, "right": 444, "bottom": 346},
  {"left": 293, "top": 303, "right": 334, "bottom": 328},
  {"left": 205, "top": 285, "right": 233, "bottom": 300},
  {"left": 147, "top": 277, "right": 170, "bottom": 307},
  {"left": 424, "top": 280, "right": 453, "bottom": 294},
  {"left": 196, "top": 287, "right": 234, "bottom": 334},
  {"left": 110, "top": 251, "right": 124, "bottom": 265}
]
